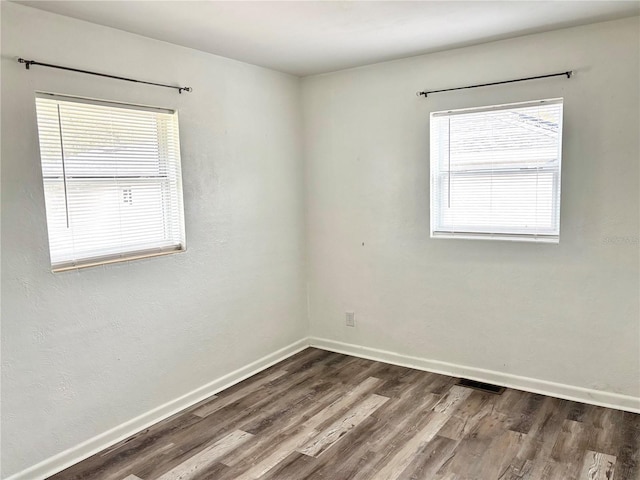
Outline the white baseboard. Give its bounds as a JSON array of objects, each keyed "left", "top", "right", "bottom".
[
  {"left": 5, "top": 338, "right": 309, "bottom": 480},
  {"left": 309, "top": 337, "right": 640, "bottom": 414}
]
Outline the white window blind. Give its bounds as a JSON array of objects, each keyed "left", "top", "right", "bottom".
[
  {"left": 430, "top": 98, "right": 563, "bottom": 243},
  {"left": 35, "top": 93, "right": 186, "bottom": 271}
]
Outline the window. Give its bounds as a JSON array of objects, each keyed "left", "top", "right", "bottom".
[
  {"left": 430, "top": 98, "right": 563, "bottom": 243},
  {"left": 35, "top": 93, "right": 186, "bottom": 271}
]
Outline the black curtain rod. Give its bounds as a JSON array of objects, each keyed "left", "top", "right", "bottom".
[
  {"left": 417, "top": 71, "right": 572, "bottom": 98},
  {"left": 18, "top": 58, "right": 192, "bottom": 94}
]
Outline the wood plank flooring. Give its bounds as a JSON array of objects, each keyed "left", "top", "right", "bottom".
[{"left": 48, "top": 348, "right": 640, "bottom": 480}]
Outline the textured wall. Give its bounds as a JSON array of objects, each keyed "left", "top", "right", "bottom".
[
  {"left": 1, "top": 3, "right": 306, "bottom": 477},
  {"left": 303, "top": 18, "right": 640, "bottom": 398}
]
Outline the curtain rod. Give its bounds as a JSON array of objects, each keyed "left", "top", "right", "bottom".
[
  {"left": 417, "top": 71, "right": 572, "bottom": 98},
  {"left": 18, "top": 58, "right": 192, "bottom": 94}
]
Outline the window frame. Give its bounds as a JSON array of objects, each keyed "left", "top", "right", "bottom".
[
  {"left": 429, "top": 98, "right": 564, "bottom": 243},
  {"left": 35, "top": 92, "right": 187, "bottom": 272}
]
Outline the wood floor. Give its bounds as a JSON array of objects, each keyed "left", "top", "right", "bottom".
[{"left": 49, "top": 348, "right": 640, "bottom": 480}]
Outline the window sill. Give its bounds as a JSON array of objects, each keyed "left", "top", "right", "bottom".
[
  {"left": 51, "top": 245, "right": 186, "bottom": 272},
  {"left": 431, "top": 232, "right": 559, "bottom": 243}
]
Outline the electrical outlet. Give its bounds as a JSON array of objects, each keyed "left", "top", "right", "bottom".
[{"left": 345, "top": 311, "right": 355, "bottom": 327}]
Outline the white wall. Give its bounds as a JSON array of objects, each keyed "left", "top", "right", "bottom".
[
  {"left": 303, "top": 18, "right": 639, "bottom": 399},
  {"left": 1, "top": 3, "right": 306, "bottom": 478}
]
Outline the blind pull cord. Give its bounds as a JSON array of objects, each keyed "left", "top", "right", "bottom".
[
  {"left": 447, "top": 116, "right": 451, "bottom": 209},
  {"left": 56, "top": 105, "right": 70, "bottom": 229}
]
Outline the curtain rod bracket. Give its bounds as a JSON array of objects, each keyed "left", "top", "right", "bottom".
[
  {"left": 417, "top": 70, "right": 573, "bottom": 98},
  {"left": 18, "top": 58, "right": 33, "bottom": 69},
  {"left": 17, "top": 57, "right": 191, "bottom": 94}
]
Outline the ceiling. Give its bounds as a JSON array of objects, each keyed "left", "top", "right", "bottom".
[{"left": 16, "top": 1, "right": 640, "bottom": 77}]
